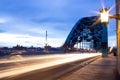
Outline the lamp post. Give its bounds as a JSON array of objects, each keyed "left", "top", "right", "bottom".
[
  {"left": 99, "top": 8, "right": 110, "bottom": 57},
  {"left": 116, "top": 0, "right": 120, "bottom": 57},
  {"left": 99, "top": 0, "right": 120, "bottom": 75},
  {"left": 116, "top": 0, "right": 120, "bottom": 76},
  {"left": 99, "top": 7, "right": 120, "bottom": 57}
]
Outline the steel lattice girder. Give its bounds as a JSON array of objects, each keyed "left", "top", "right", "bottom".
[{"left": 63, "top": 16, "right": 108, "bottom": 50}]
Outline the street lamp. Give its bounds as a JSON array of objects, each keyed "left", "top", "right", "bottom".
[
  {"left": 99, "top": 0, "right": 120, "bottom": 74},
  {"left": 100, "top": 8, "right": 110, "bottom": 25},
  {"left": 100, "top": 8, "right": 120, "bottom": 25},
  {"left": 99, "top": 7, "right": 120, "bottom": 57},
  {"left": 99, "top": 8, "right": 110, "bottom": 57}
]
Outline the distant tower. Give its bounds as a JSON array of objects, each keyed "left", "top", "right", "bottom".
[
  {"left": 44, "top": 30, "right": 48, "bottom": 53},
  {"left": 45, "top": 30, "right": 48, "bottom": 46}
]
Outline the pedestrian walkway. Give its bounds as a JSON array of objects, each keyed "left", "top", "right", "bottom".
[{"left": 59, "top": 55, "right": 117, "bottom": 80}]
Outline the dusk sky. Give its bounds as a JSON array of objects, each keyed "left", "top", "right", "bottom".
[{"left": 0, "top": 0, "right": 116, "bottom": 47}]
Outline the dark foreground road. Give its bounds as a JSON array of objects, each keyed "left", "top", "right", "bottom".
[{"left": 0, "top": 53, "right": 101, "bottom": 80}]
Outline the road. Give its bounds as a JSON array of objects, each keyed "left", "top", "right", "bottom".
[{"left": 0, "top": 53, "right": 101, "bottom": 80}]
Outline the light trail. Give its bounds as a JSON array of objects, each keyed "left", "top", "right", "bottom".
[
  {"left": 0, "top": 53, "right": 101, "bottom": 79},
  {"left": 0, "top": 54, "right": 74, "bottom": 64}
]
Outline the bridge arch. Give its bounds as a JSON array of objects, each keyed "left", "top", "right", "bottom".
[{"left": 63, "top": 16, "right": 108, "bottom": 53}]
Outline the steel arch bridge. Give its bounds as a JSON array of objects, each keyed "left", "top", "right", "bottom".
[{"left": 63, "top": 16, "right": 108, "bottom": 56}]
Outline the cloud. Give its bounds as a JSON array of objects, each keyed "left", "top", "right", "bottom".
[
  {"left": 0, "top": 33, "right": 65, "bottom": 47},
  {"left": 0, "top": 0, "right": 116, "bottom": 47},
  {"left": 0, "top": 19, "right": 6, "bottom": 23}
]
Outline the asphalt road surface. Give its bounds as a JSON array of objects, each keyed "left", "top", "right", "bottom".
[{"left": 0, "top": 53, "right": 101, "bottom": 80}]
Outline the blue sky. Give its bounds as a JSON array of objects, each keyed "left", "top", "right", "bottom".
[{"left": 0, "top": 0, "right": 116, "bottom": 47}]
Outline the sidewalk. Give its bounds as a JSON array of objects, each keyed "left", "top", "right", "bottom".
[{"left": 59, "top": 55, "right": 117, "bottom": 80}]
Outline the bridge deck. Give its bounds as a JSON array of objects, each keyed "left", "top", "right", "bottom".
[{"left": 59, "top": 55, "right": 117, "bottom": 80}]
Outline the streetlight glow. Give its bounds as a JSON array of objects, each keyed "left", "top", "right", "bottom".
[{"left": 100, "top": 8, "right": 110, "bottom": 24}]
